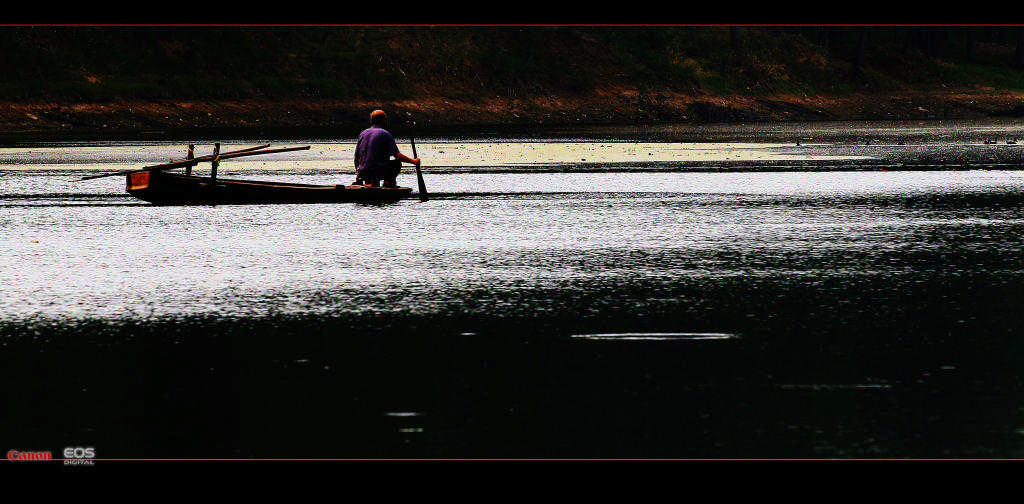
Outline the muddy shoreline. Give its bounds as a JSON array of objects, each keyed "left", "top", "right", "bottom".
[{"left": 3, "top": 88, "right": 1024, "bottom": 143}]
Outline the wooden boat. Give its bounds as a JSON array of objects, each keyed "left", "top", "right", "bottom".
[
  {"left": 76, "top": 142, "right": 415, "bottom": 204},
  {"left": 125, "top": 170, "right": 412, "bottom": 204}
]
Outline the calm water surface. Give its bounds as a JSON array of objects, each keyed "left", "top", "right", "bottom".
[{"left": 4, "top": 121, "right": 1024, "bottom": 459}]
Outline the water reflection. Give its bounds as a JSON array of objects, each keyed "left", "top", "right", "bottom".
[
  {"left": 4, "top": 170, "right": 1024, "bottom": 322},
  {"left": 4, "top": 133, "right": 1024, "bottom": 458},
  {"left": 570, "top": 332, "right": 739, "bottom": 340}
]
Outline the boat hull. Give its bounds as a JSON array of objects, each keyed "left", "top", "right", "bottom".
[{"left": 126, "top": 170, "right": 413, "bottom": 204}]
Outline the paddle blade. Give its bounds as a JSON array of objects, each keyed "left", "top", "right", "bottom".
[
  {"left": 415, "top": 166, "right": 428, "bottom": 202},
  {"left": 410, "top": 135, "right": 428, "bottom": 202}
]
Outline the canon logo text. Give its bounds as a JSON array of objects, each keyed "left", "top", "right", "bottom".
[{"left": 7, "top": 449, "right": 52, "bottom": 461}]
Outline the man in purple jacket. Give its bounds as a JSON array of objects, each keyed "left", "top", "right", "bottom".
[{"left": 353, "top": 109, "right": 420, "bottom": 187}]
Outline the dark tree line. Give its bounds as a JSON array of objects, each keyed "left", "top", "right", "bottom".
[{"left": 792, "top": 26, "right": 1024, "bottom": 68}]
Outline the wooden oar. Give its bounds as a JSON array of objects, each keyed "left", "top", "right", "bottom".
[
  {"left": 410, "top": 130, "right": 428, "bottom": 202},
  {"left": 73, "top": 143, "right": 306, "bottom": 181}
]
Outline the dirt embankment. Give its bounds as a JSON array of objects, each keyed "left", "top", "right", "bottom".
[{"left": 3, "top": 88, "right": 1024, "bottom": 139}]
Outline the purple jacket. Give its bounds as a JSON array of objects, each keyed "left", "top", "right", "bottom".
[{"left": 354, "top": 125, "right": 399, "bottom": 175}]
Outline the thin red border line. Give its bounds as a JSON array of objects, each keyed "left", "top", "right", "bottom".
[{"left": 26, "top": 458, "right": 1023, "bottom": 461}]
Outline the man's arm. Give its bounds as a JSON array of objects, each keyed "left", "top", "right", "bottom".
[{"left": 394, "top": 151, "right": 420, "bottom": 166}]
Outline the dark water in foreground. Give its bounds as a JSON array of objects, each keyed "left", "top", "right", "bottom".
[{"left": 5, "top": 124, "right": 1024, "bottom": 460}]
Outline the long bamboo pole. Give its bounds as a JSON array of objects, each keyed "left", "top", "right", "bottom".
[{"left": 73, "top": 143, "right": 311, "bottom": 181}]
